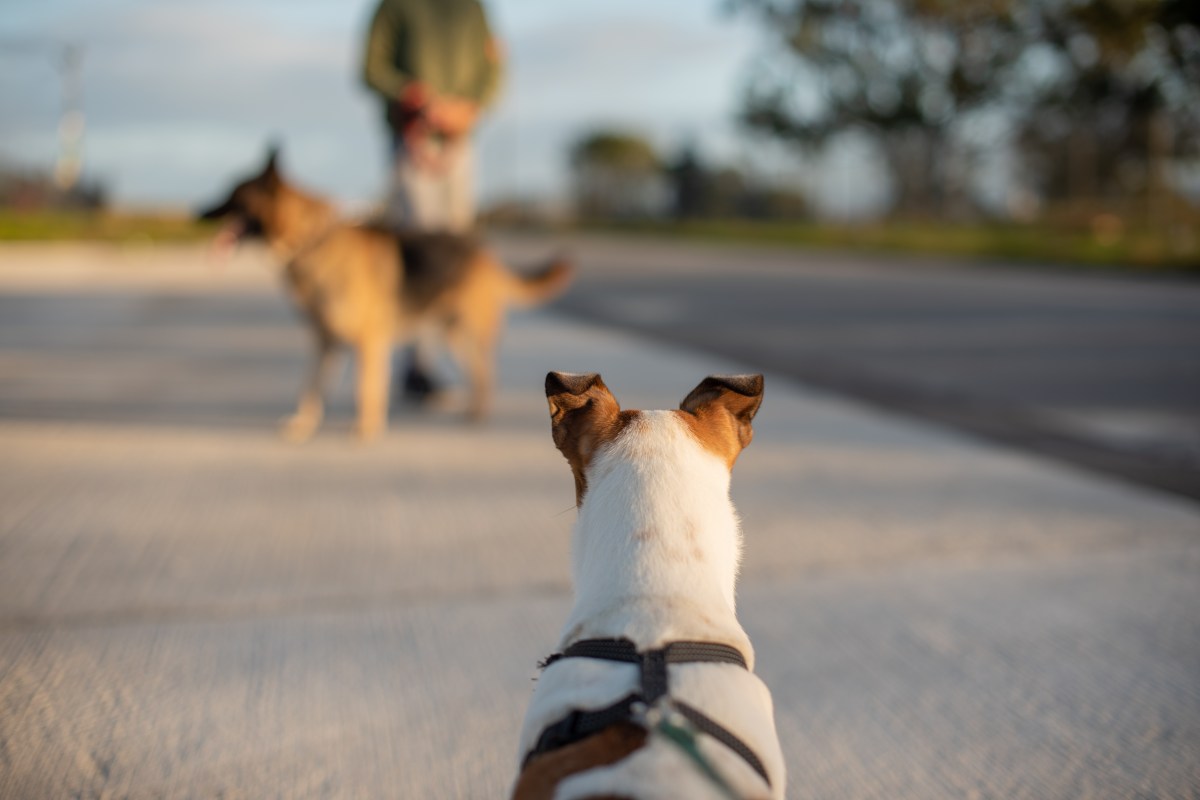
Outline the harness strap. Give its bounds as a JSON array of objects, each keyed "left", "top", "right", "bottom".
[
  {"left": 525, "top": 692, "right": 642, "bottom": 763},
  {"left": 542, "top": 638, "right": 747, "bottom": 670},
  {"left": 673, "top": 700, "right": 770, "bottom": 788},
  {"left": 526, "top": 638, "right": 770, "bottom": 788},
  {"left": 643, "top": 647, "right": 668, "bottom": 704}
]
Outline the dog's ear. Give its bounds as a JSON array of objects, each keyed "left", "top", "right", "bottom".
[
  {"left": 545, "top": 371, "right": 622, "bottom": 504},
  {"left": 679, "top": 374, "right": 764, "bottom": 465},
  {"left": 261, "top": 142, "right": 282, "bottom": 188},
  {"left": 545, "top": 371, "right": 620, "bottom": 454}
]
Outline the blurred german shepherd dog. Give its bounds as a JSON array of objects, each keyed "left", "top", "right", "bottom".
[{"left": 198, "top": 147, "right": 571, "bottom": 442}]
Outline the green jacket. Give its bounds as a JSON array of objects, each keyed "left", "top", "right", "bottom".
[{"left": 362, "top": 0, "right": 503, "bottom": 111}]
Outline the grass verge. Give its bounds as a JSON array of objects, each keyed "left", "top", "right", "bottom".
[
  {"left": 4, "top": 210, "right": 1197, "bottom": 274},
  {"left": 592, "top": 219, "right": 1200, "bottom": 274},
  {"left": 0, "top": 210, "right": 214, "bottom": 244}
]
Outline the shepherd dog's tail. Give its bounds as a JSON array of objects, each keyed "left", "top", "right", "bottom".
[{"left": 505, "top": 256, "right": 573, "bottom": 308}]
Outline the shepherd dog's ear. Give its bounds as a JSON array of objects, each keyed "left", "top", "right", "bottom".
[
  {"left": 261, "top": 141, "right": 282, "bottom": 188},
  {"left": 679, "top": 374, "right": 764, "bottom": 466},
  {"left": 545, "top": 371, "right": 623, "bottom": 505}
]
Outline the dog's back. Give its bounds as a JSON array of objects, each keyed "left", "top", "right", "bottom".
[
  {"left": 357, "top": 222, "right": 569, "bottom": 312},
  {"left": 393, "top": 230, "right": 479, "bottom": 312}
]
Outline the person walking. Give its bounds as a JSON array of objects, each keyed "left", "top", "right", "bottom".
[
  {"left": 362, "top": 0, "right": 504, "bottom": 402},
  {"left": 362, "top": 0, "right": 504, "bottom": 232}
]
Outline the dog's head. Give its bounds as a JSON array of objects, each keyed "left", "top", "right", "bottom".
[
  {"left": 196, "top": 144, "right": 285, "bottom": 245},
  {"left": 545, "top": 372, "right": 764, "bottom": 505}
]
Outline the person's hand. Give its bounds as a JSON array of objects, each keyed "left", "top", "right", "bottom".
[
  {"left": 398, "top": 81, "right": 430, "bottom": 111},
  {"left": 426, "top": 96, "right": 478, "bottom": 138}
]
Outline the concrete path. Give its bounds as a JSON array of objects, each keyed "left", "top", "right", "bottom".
[{"left": 0, "top": 244, "right": 1197, "bottom": 799}]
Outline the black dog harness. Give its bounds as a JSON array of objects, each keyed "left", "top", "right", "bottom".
[{"left": 524, "top": 638, "right": 772, "bottom": 788}]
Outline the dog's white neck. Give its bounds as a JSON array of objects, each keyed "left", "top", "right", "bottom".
[{"left": 560, "top": 411, "right": 752, "bottom": 659}]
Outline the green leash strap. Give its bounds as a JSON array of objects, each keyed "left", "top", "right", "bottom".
[{"left": 646, "top": 703, "right": 742, "bottom": 800}]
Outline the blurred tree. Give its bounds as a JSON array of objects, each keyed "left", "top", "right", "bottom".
[
  {"left": 742, "top": 182, "right": 810, "bottom": 219},
  {"left": 727, "top": 0, "right": 1200, "bottom": 221},
  {"left": 1012, "top": 0, "right": 1200, "bottom": 221},
  {"left": 666, "top": 143, "right": 809, "bottom": 220},
  {"left": 667, "top": 143, "right": 710, "bottom": 219},
  {"left": 666, "top": 144, "right": 752, "bottom": 219},
  {"left": 570, "top": 131, "right": 665, "bottom": 219}
]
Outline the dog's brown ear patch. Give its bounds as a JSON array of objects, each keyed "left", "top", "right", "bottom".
[
  {"left": 545, "top": 371, "right": 630, "bottom": 505},
  {"left": 678, "top": 374, "right": 764, "bottom": 467}
]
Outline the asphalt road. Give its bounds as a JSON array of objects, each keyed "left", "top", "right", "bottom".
[
  {"left": 493, "top": 234, "right": 1200, "bottom": 502},
  {"left": 1, "top": 243, "right": 1198, "bottom": 799}
]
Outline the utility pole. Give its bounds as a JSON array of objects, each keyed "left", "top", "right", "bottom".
[
  {"left": 0, "top": 38, "right": 84, "bottom": 193},
  {"left": 54, "top": 43, "right": 84, "bottom": 192}
]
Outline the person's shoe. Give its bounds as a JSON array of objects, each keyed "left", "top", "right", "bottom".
[{"left": 401, "top": 363, "right": 443, "bottom": 406}]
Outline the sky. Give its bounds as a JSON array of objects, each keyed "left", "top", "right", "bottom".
[{"left": 0, "top": 0, "right": 808, "bottom": 212}]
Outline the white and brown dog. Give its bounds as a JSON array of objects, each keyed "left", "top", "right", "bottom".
[{"left": 513, "top": 372, "right": 786, "bottom": 800}]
